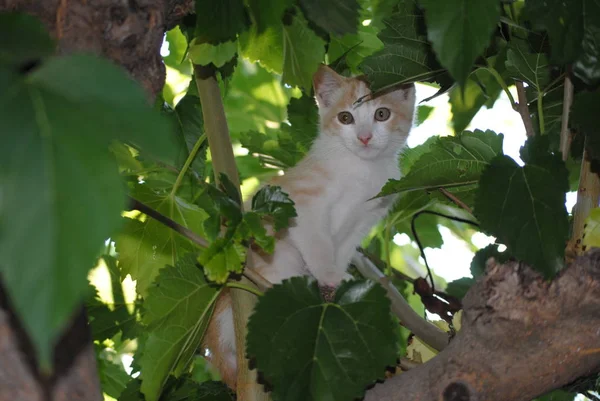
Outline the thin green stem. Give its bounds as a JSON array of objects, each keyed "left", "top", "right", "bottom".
[
  {"left": 226, "top": 282, "right": 264, "bottom": 297},
  {"left": 480, "top": 65, "right": 517, "bottom": 110},
  {"left": 384, "top": 223, "right": 393, "bottom": 277},
  {"left": 537, "top": 91, "right": 545, "bottom": 134},
  {"left": 171, "top": 134, "right": 206, "bottom": 196}
]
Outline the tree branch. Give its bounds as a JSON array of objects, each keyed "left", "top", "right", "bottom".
[
  {"left": 351, "top": 251, "right": 449, "bottom": 352},
  {"left": 365, "top": 251, "right": 600, "bottom": 401},
  {"left": 194, "top": 65, "right": 270, "bottom": 401},
  {"left": 566, "top": 144, "right": 600, "bottom": 263},
  {"left": 560, "top": 76, "right": 574, "bottom": 161},
  {"left": 515, "top": 81, "right": 536, "bottom": 137},
  {"left": 438, "top": 188, "right": 473, "bottom": 215}
]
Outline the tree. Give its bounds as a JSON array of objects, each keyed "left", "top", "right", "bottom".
[{"left": 1, "top": 1, "right": 600, "bottom": 401}]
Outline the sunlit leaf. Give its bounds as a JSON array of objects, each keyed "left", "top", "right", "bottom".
[{"left": 140, "top": 254, "right": 221, "bottom": 401}]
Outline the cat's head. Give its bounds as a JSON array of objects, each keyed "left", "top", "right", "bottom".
[{"left": 313, "top": 64, "right": 416, "bottom": 160}]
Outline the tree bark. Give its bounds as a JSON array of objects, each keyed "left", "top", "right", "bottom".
[
  {"left": 0, "top": 0, "right": 193, "bottom": 97},
  {"left": 365, "top": 250, "right": 600, "bottom": 401}
]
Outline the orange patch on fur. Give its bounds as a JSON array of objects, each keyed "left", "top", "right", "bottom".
[
  {"left": 322, "top": 77, "right": 370, "bottom": 134},
  {"left": 202, "top": 291, "right": 237, "bottom": 390}
]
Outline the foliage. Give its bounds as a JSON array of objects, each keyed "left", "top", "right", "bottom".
[{"left": 2, "top": 0, "right": 599, "bottom": 400}]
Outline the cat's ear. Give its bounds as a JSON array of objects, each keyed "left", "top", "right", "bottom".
[
  {"left": 386, "top": 82, "right": 416, "bottom": 105},
  {"left": 313, "top": 64, "right": 344, "bottom": 107}
]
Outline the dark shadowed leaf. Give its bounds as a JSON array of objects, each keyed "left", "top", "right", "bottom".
[
  {"left": 140, "top": 254, "right": 221, "bottom": 401},
  {"left": 470, "top": 244, "right": 511, "bottom": 278},
  {"left": 0, "top": 12, "right": 55, "bottom": 67},
  {"left": 474, "top": 155, "right": 568, "bottom": 278},
  {"left": 420, "top": 0, "right": 499, "bottom": 87},
  {"left": 98, "top": 357, "right": 130, "bottom": 399},
  {"left": 573, "top": 0, "right": 600, "bottom": 86},
  {"left": 360, "top": 0, "right": 451, "bottom": 91},
  {"left": 571, "top": 91, "right": 600, "bottom": 163},
  {"left": 505, "top": 39, "right": 550, "bottom": 90},
  {"left": 299, "top": 0, "right": 360, "bottom": 36},
  {"left": 445, "top": 277, "right": 474, "bottom": 300},
  {"left": 194, "top": 0, "right": 249, "bottom": 44},
  {"left": 247, "top": 277, "right": 397, "bottom": 401},
  {"left": 251, "top": 185, "right": 297, "bottom": 231}
]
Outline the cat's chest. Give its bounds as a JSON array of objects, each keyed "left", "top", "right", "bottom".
[{"left": 328, "top": 158, "right": 399, "bottom": 230}]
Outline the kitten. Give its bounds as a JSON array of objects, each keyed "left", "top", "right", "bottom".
[{"left": 203, "top": 64, "right": 416, "bottom": 389}]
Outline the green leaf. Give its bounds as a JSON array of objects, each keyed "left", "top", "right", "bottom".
[
  {"left": 378, "top": 130, "right": 504, "bottom": 205},
  {"left": 470, "top": 244, "right": 511, "bottom": 278},
  {"left": 444, "top": 277, "right": 474, "bottom": 300},
  {"left": 571, "top": 91, "right": 600, "bottom": 163},
  {"left": 240, "top": 95, "right": 319, "bottom": 167},
  {"left": 0, "top": 12, "right": 55, "bottom": 67},
  {"left": 474, "top": 155, "right": 568, "bottom": 278},
  {"left": 197, "top": 240, "right": 246, "bottom": 283},
  {"left": 573, "top": 0, "right": 600, "bottom": 86},
  {"left": 170, "top": 93, "right": 207, "bottom": 178},
  {"left": 116, "top": 181, "right": 209, "bottom": 295},
  {"left": 0, "top": 51, "right": 172, "bottom": 366},
  {"left": 194, "top": 0, "right": 249, "bottom": 44},
  {"left": 328, "top": 24, "right": 384, "bottom": 72},
  {"left": 98, "top": 357, "right": 130, "bottom": 399},
  {"left": 164, "top": 26, "right": 191, "bottom": 74},
  {"left": 505, "top": 40, "right": 550, "bottom": 91},
  {"left": 188, "top": 40, "right": 238, "bottom": 68},
  {"left": 247, "top": 0, "right": 294, "bottom": 32},
  {"left": 240, "top": 12, "right": 327, "bottom": 89},
  {"left": 140, "top": 254, "right": 221, "bottom": 401},
  {"left": 247, "top": 277, "right": 397, "bottom": 401},
  {"left": 251, "top": 185, "right": 298, "bottom": 231},
  {"left": 524, "top": 0, "right": 584, "bottom": 64},
  {"left": 420, "top": 0, "right": 499, "bottom": 87},
  {"left": 415, "top": 105, "right": 434, "bottom": 127},
  {"left": 533, "top": 390, "right": 577, "bottom": 401},
  {"left": 449, "top": 47, "right": 507, "bottom": 133},
  {"left": 299, "top": 0, "right": 360, "bottom": 36},
  {"left": 359, "top": 0, "right": 451, "bottom": 91}
]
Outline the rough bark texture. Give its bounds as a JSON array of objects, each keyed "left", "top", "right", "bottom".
[
  {"left": 0, "top": 0, "right": 193, "bottom": 97},
  {"left": 365, "top": 251, "right": 600, "bottom": 401}
]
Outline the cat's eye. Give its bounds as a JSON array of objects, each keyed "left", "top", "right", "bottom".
[
  {"left": 374, "top": 107, "right": 391, "bottom": 121},
  {"left": 337, "top": 111, "right": 354, "bottom": 125}
]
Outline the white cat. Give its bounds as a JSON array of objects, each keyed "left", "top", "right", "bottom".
[{"left": 203, "top": 64, "right": 416, "bottom": 389}]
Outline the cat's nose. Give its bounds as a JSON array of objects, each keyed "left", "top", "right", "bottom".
[{"left": 358, "top": 133, "right": 372, "bottom": 145}]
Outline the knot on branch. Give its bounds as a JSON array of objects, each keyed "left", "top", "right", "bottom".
[{"left": 442, "top": 381, "right": 472, "bottom": 401}]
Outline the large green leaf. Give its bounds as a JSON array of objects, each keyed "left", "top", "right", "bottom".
[
  {"left": 98, "top": 356, "right": 130, "bottom": 399},
  {"left": 194, "top": 0, "right": 249, "bottom": 44},
  {"left": 524, "top": 0, "right": 584, "bottom": 64},
  {"left": 251, "top": 185, "right": 297, "bottom": 231},
  {"left": 378, "top": 130, "right": 504, "bottom": 205},
  {"left": 116, "top": 180, "right": 209, "bottom": 295},
  {"left": 140, "top": 254, "right": 221, "bottom": 401},
  {"left": 474, "top": 155, "right": 568, "bottom": 277},
  {"left": 505, "top": 40, "right": 550, "bottom": 91},
  {"left": 240, "top": 12, "right": 326, "bottom": 89},
  {"left": 248, "top": 0, "right": 294, "bottom": 32},
  {"left": 420, "top": 0, "right": 499, "bottom": 87},
  {"left": 0, "top": 40, "right": 172, "bottom": 365},
  {"left": 359, "top": 0, "right": 450, "bottom": 91},
  {"left": 299, "top": 0, "right": 360, "bottom": 36},
  {"left": 328, "top": 24, "right": 384, "bottom": 72},
  {"left": 247, "top": 277, "right": 396, "bottom": 401}
]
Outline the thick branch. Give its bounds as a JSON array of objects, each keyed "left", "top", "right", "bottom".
[
  {"left": 365, "top": 251, "right": 600, "bottom": 401},
  {"left": 566, "top": 145, "right": 600, "bottom": 263},
  {"left": 194, "top": 65, "right": 269, "bottom": 401},
  {"left": 351, "top": 252, "right": 449, "bottom": 352},
  {"left": 515, "top": 81, "right": 536, "bottom": 137}
]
